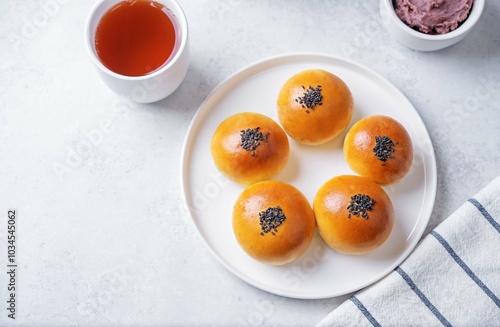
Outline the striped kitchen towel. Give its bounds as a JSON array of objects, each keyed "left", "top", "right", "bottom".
[{"left": 317, "top": 176, "right": 500, "bottom": 327}]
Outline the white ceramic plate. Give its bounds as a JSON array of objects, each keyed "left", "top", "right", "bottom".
[{"left": 181, "top": 53, "right": 437, "bottom": 299}]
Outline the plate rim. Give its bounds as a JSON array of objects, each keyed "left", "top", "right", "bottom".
[{"left": 180, "top": 52, "right": 437, "bottom": 299}]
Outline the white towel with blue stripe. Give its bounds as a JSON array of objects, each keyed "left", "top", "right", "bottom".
[{"left": 317, "top": 176, "right": 500, "bottom": 327}]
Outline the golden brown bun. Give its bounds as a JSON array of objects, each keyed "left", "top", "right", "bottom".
[
  {"left": 210, "top": 112, "right": 289, "bottom": 185},
  {"left": 313, "top": 175, "right": 394, "bottom": 255},
  {"left": 233, "top": 181, "right": 316, "bottom": 265},
  {"left": 277, "top": 69, "right": 354, "bottom": 145},
  {"left": 344, "top": 115, "right": 413, "bottom": 185}
]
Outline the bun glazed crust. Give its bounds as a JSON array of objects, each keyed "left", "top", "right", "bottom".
[
  {"left": 313, "top": 175, "right": 394, "bottom": 254},
  {"left": 344, "top": 115, "right": 413, "bottom": 185},
  {"left": 233, "top": 181, "right": 316, "bottom": 265},
  {"left": 277, "top": 69, "right": 354, "bottom": 145},
  {"left": 210, "top": 112, "right": 290, "bottom": 185}
]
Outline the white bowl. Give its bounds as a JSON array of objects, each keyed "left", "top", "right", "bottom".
[{"left": 380, "top": 0, "right": 484, "bottom": 51}]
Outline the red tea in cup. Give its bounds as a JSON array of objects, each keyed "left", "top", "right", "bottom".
[{"left": 94, "top": 0, "right": 178, "bottom": 77}]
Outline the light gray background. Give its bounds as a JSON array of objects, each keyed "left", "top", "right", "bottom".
[{"left": 0, "top": 0, "right": 499, "bottom": 326}]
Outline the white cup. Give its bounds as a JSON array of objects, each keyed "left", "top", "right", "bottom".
[{"left": 85, "top": 0, "right": 189, "bottom": 103}]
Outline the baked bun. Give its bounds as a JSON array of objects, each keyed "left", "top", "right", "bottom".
[
  {"left": 344, "top": 115, "right": 413, "bottom": 185},
  {"left": 277, "top": 69, "right": 354, "bottom": 145},
  {"left": 211, "top": 112, "right": 289, "bottom": 185},
  {"left": 233, "top": 181, "right": 316, "bottom": 265},
  {"left": 313, "top": 175, "right": 394, "bottom": 255}
]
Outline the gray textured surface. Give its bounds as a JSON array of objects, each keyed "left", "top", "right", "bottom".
[{"left": 0, "top": 0, "right": 499, "bottom": 326}]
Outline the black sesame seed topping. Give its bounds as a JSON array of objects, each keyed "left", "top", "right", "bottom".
[
  {"left": 259, "top": 206, "right": 286, "bottom": 236},
  {"left": 347, "top": 194, "right": 376, "bottom": 219},
  {"left": 373, "top": 135, "right": 397, "bottom": 164},
  {"left": 296, "top": 85, "right": 323, "bottom": 112},
  {"left": 240, "top": 127, "right": 270, "bottom": 155}
]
